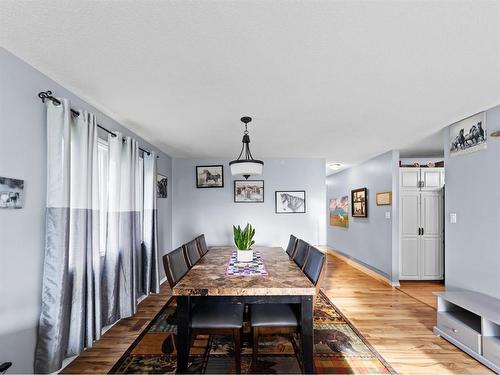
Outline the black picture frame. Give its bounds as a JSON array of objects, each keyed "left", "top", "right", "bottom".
[
  {"left": 351, "top": 187, "right": 368, "bottom": 217},
  {"left": 234, "top": 180, "right": 264, "bottom": 203},
  {"left": 196, "top": 165, "right": 224, "bottom": 188},
  {"left": 275, "top": 190, "right": 306, "bottom": 214},
  {"left": 156, "top": 174, "right": 168, "bottom": 198}
]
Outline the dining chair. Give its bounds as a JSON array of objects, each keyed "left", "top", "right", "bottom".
[
  {"left": 250, "top": 245, "right": 327, "bottom": 370},
  {"left": 303, "top": 245, "right": 326, "bottom": 285},
  {"left": 162, "top": 246, "right": 189, "bottom": 289},
  {"left": 292, "top": 239, "right": 309, "bottom": 269},
  {"left": 285, "top": 234, "right": 298, "bottom": 258},
  {"left": 196, "top": 234, "right": 209, "bottom": 255},
  {"left": 190, "top": 302, "right": 244, "bottom": 373},
  {"left": 164, "top": 246, "right": 244, "bottom": 372},
  {"left": 184, "top": 239, "right": 201, "bottom": 267}
]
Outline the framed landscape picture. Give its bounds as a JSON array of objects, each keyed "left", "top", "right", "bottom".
[
  {"left": 0, "top": 176, "right": 24, "bottom": 209},
  {"left": 156, "top": 174, "right": 168, "bottom": 198},
  {"left": 351, "top": 187, "right": 367, "bottom": 217},
  {"left": 329, "top": 196, "right": 349, "bottom": 227},
  {"left": 275, "top": 190, "right": 306, "bottom": 214},
  {"left": 234, "top": 180, "right": 264, "bottom": 203},
  {"left": 196, "top": 165, "right": 224, "bottom": 188}
]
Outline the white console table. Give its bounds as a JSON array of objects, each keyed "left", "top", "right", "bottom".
[{"left": 434, "top": 291, "right": 500, "bottom": 373}]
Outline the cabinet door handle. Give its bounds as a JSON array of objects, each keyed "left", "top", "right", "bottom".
[
  {"left": 422, "top": 228, "right": 424, "bottom": 235},
  {"left": 418, "top": 228, "right": 421, "bottom": 235}
]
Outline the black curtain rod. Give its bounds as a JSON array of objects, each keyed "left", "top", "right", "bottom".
[{"left": 38, "top": 90, "right": 156, "bottom": 157}]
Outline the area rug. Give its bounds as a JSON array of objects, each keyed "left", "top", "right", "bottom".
[{"left": 109, "top": 291, "right": 395, "bottom": 374}]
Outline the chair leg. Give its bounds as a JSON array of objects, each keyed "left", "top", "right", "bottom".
[
  {"left": 233, "top": 328, "right": 241, "bottom": 373},
  {"left": 252, "top": 327, "right": 259, "bottom": 370},
  {"left": 190, "top": 328, "right": 197, "bottom": 348}
]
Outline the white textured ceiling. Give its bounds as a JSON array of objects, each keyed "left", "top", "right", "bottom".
[{"left": 1, "top": 1, "right": 500, "bottom": 166}]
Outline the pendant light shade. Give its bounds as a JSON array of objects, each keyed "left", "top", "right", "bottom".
[{"left": 229, "top": 116, "right": 264, "bottom": 179}]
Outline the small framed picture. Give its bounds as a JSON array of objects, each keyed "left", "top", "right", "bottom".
[
  {"left": 351, "top": 187, "right": 368, "bottom": 217},
  {"left": 376, "top": 191, "right": 392, "bottom": 206},
  {"left": 156, "top": 174, "right": 168, "bottom": 198},
  {"left": 0, "top": 176, "right": 24, "bottom": 209},
  {"left": 234, "top": 180, "right": 264, "bottom": 203},
  {"left": 196, "top": 165, "right": 224, "bottom": 188},
  {"left": 275, "top": 190, "right": 306, "bottom": 214}
]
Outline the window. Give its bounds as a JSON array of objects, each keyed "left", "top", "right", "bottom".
[{"left": 96, "top": 139, "right": 145, "bottom": 256}]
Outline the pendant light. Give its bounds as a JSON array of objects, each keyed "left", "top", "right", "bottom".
[{"left": 229, "top": 116, "right": 264, "bottom": 179}]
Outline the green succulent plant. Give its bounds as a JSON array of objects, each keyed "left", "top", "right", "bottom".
[{"left": 233, "top": 223, "right": 256, "bottom": 251}]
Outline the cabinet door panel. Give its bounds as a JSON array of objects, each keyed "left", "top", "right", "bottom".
[
  {"left": 421, "top": 193, "right": 442, "bottom": 236},
  {"left": 401, "top": 169, "right": 420, "bottom": 189},
  {"left": 421, "top": 168, "right": 444, "bottom": 190},
  {"left": 401, "top": 193, "right": 420, "bottom": 236},
  {"left": 401, "top": 238, "right": 420, "bottom": 279},
  {"left": 421, "top": 237, "right": 443, "bottom": 279}
]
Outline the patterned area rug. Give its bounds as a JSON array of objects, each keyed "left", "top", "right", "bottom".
[{"left": 110, "top": 291, "right": 395, "bottom": 374}]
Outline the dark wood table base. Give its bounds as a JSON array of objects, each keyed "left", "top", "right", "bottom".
[{"left": 175, "top": 295, "right": 314, "bottom": 374}]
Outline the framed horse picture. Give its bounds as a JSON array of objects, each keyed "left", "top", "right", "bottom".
[
  {"left": 275, "top": 190, "right": 306, "bottom": 214},
  {"left": 196, "top": 165, "right": 224, "bottom": 188},
  {"left": 351, "top": 187, "right": 367, "bottom": 217}
]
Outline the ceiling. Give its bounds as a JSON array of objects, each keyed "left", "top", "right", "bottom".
[{"left": 1, "top": 1, "right": 500, "bottom": 167}]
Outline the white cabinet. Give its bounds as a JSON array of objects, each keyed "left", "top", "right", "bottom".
[
  {"left": 421, "top": 168, "right": 445, "bottom": 191},
  {"left": 400, "top": 167, "right": 444, "bottom": 191},
  {"left": 399, "top": 168, "right": 444, "bottom": 280}
]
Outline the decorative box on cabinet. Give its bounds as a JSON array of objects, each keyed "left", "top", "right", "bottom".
[{"left": 434, "top": 291, "right": 500, "bottom": 373}]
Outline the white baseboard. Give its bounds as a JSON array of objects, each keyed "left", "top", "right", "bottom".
[{"left": 322, "top": 247, "right": 395, "bottom": 287}]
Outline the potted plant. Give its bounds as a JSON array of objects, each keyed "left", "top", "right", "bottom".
[{"left": 233, "top": 223, "right": 255, "bottom": 262}]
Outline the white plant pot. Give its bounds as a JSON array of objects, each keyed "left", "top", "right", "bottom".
[{"left": 237, "top": 249, "right": 254, "bottom": 262}]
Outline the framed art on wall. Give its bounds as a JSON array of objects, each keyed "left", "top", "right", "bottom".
[
  {"left": 234, "top": 180, "right": 264, "bottom": 203},
  {"left": 196, "top": 165, "right": 224, "bottom": 188},
  {"left": 275, "top": 190, "right": 306, "bottom": 213},
  {"left": 351, "top": 187, "right": 367, "bottom": 217},
  {"left": 329, "top": 196, "right": 349, "bottom": 227},
  {"left": 449, "top": 111, "right": 487, "bottom": 157},
  {"left": 0, "top": 176, "right": 24, "bottom": 209},
  {"left": 376, "top": 191, "right": 392, "bottom": 205},
  {"left": 156, "top": 174, "right": 168, "bottom": 198}
]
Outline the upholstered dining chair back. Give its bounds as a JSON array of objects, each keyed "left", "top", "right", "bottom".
[
  {"left": 285, "top": 235, "right": 298, "bottom": 258},
  {"left": 292, "top": 239, "right": 309, "bottom": 269},
  {"left": 163, "top": 246, "right": 189, "bottom": 288},
  {"left": 185, "top": 239, "right": 201, "bottom": 267},
  {"left": 196, "top": 234, "right": 209, "bottom": 255},
  {"left": 303, "top": 246, "right": 326, "bottom": 285}
]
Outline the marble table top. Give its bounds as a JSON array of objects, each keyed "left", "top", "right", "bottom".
[{"left": 172, "top": 246, "right": 316, "bottom": 296}]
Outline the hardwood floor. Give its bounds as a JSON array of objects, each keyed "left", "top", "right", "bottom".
[
  {"left": 60, "top": 283, "right": 173, "bottom": 374},
  {"left": 62, "top": 253, "right": 490, "bottom": 374},
  {"left": 322, "top": 254, "right": 490, "bottom": 374},
  {"left": 397, "top": 280, "right": 445, "bottom": 309}
]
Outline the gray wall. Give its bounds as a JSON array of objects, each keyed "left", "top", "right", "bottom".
[
  {"left": 326, "top": 150, "right": 399, "bottom": 281},
  {"left": 444, "top": 105, "right": 500, "bottom": 299},
  {"left": 172, "top": 158, "right": 326, "bottom": 248},
  {"left": 0, "top": 48, "right": 173, "bottom": 373}
]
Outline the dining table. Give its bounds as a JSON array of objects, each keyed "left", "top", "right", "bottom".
[{"left": 172, "top": 245, "right": 317, "bottom": 373}]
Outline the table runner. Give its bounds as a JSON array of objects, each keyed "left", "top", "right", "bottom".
[{"left": 226, "top": 250, "right": 268, "bottom": 276}]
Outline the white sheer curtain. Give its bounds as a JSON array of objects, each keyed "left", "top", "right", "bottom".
[
  {"left": 101, "top": 133, "right": 141, "bottom": 325},
  {"left": 35, "top": 99, "right": 101, "bottom": 373}
]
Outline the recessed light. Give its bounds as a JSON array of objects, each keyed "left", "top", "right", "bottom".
[{"left": 328, "top": 163, "right": 343, "bottom": 170}]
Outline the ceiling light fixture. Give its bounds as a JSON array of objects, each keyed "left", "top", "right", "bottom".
[
  {"left": 229, "top": 116, "right": 264, "bottom": 179},
  {"left": 328, "top": 163, "right": 343, "bottom": 171}
]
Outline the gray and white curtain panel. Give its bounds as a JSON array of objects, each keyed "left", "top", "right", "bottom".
[{"left": 35, "top": 99, "right": 160, "bottom": 373}]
